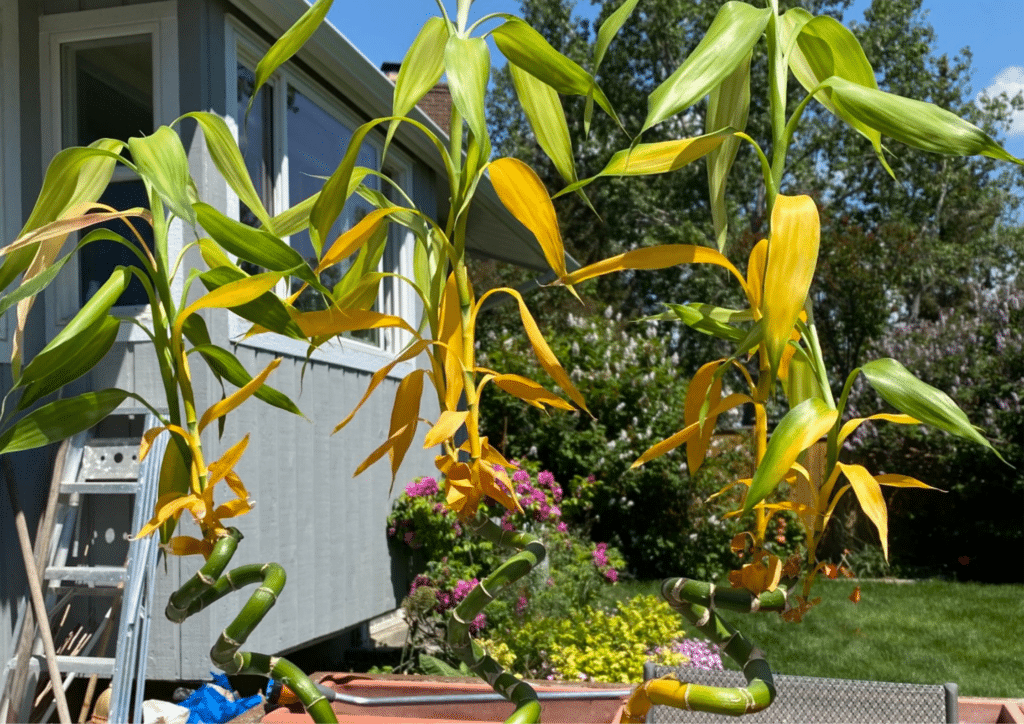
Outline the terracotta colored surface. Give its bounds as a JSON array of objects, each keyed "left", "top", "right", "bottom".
[
  {"left": 959, "top": 697, "right": 1024, "bottom": 724},
  {"left": 261, "top": 673, "right": 628, "bottom": 723}
]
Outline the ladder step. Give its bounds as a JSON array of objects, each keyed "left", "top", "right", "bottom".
[
  {"left": 54, "top": 655, "right": 116, "bottom": 676},
  {"left": 60, "top": 480, "right": 141, "bottom": 494},
  {"left": 44, "top": 566, "right": 127, "bottom": 585}
]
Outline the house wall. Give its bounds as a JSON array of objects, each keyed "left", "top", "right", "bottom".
[{"left": 1, "top": 0, "right": 443, "bottom": 684}]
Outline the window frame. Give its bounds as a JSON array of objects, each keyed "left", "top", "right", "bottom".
[
  {"left": 0, "top": 0, "right": 21, "bottom": 355},
  {"left": 38, "top": 1, "right": 180, "bottom": 344},
  {"left": 225, "top": 20, "right": 416, "bottom": 376}
]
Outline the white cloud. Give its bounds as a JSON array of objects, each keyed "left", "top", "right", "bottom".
[{"left": 978, "top": 66, "right": 1024, "bottom": 137}]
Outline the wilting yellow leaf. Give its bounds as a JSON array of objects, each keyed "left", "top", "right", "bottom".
[
  {"left": 387, "top": 370, "right": 425, "bottom": 481},
  {"left": 424, "top": 410, "right": 469, "bottom": 448},
  {"left": 207, "top": 435, "right": 250, "bottom": 486},
  {"left": 489, "top": 157, "right": 567, "bottom": 279},
  {"left": 198, "top": 358, "right": 281, "bottom": 433},
  {"left": 837, "top": 413, "right": 920, "bottom": 448},
  {"left": 849, "top": 586, "right": 861, "bottom": 604},
  {"left": 315, "top": 207, "right": 406, "bottom": 274},
  {"left": 562, "top": 244, "right": 747, "bottom": 290},
  {"left": 355, "top": 423, "right": 413, "bottom": 477},
  {"left": 176, "top": 272, "right": 283, "bottom": 339},
  {"left": 334, "top": 339, "right": 432, "bottom": 434},
  {"left": 634, "top": 393, "right": 750, "bottom": 468},
  {"left": 728, "top": 552, "right": 783, "bottom": 594},
  {"left": 745, "top": 239, "right": 768, "bottom": 312},
  {"left": 598, "top": 133, "right": 734, "bottom": 176},
  {"left": 839, "top": 462, "right": 889, "bottom": 560},
  {"left": 291, "top": 307, "right": 415, "bottom": 337},
  {"left": 684, "top": 360, "right": 724, "bottom": 474},
  {"left": 213, "top": 497, "right": 252, "bottom": 521},
  {"left": 165, "top": 536, "right": 213, "bottom": 558},
  {"left": 761, "top": 195, "right": 820, "bottom": 380},
  {"left": 135, "top": 492, "right": 203, "bottom": 539},
  {"left": 438, "top": 273, "right": 466, "bottom": 412},
  {"left": 489, "top": 373, "right": 575, "bottom": 410},
  {"left": 139, "top": 425, "right": 190, "bottom": 462},
  {"left": 876, "top": 473, "right": 940, "bottom": 490}
]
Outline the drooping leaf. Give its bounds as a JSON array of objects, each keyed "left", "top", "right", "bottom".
[
  {"left": 291, "top": 308, "right": 415, "bottom": 338},
  {"left": 197, "top": 357, "right": 282, "bottom": 433},
  {"left": 192, "top": 344, "right": 302, "bottom": 417},
  {"left": 643, "top": 2, "right": 771, "bottom": 133},
  {"left": 207, "top": 435, "right": 250, "bottom": 486},
  {"left": 562, "top": 244, "right": 746, "bottom": 289},
  {"left": 198, "top": 266, "right": 304, "bottom": 339},
  {"left": 836, "top": 411, "right": 921, "bottom": 449},
  {"left": 423, "top": 409, "right": 469, "bottom": 448},
  {"left": 489, "top": 373, "right": 574, "bottom": 411},
  {"left": 838, "top": 462, "right": 889, "bottom": 560},
  {"left": 315, "top": 207, "right": 406, "bottom": 274},
  {"left": 492, "top": 17, "right": 619, "bottom": 125},
  {"left": 0, "top": 389, "right": 139, "bottom": 454},
  {"left": 744, "top": 398, "right": 838, "bottom": 514},
  {"left": 860, "top": 358, "right": 996, "bottom": 452},
  {"left": 194, "top": 203, "right": 310, "bottom": 280},
  {"left": 509, "top": 64, "right": 576, "bottom": 186},
  {"left": 706, "top": 52, "right": 751, "bottom": 251},
  {"left": 685, "top": 360, "right": 725, "bottom": 474},
  {"left": 333, "top": 339, "right": 433, "bottom": 435},
  {"left": 251, "top": 0, "right": 333, "bottom": 111},
  {"left": 177, "top": 271, "right": 284, "bottom": 339},
  {"left": 128, "top": 126, "right": 197, "bottom": 225},
  {"left": 761, "top": 195, "right": 820, "bottom": 382},
  {"left": 438, "top": 273, "right": 466, "bottom": 413},
  {"left": 488, "top": 158, "right": 566, "bottom": 279},
  {"left": 445, "top": 35, "right": 491, "bottom": 162}
]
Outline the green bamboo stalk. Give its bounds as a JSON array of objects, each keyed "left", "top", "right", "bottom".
[
  {"left": 622, "top": 577, "right": 783, "bottom": 718},
  {"left": 446, "top": 513, "right": 546, "bottom": 724},
  {"left": 165, "top": 528, "right": 338, "bottom": 724}
]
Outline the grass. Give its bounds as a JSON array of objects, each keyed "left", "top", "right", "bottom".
[{"left": 623, "top": 578, "right": 1024, "bottom": 699}]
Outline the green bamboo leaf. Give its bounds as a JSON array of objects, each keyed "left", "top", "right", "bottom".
[
  {"left": 270, "top": 193, "right": 317, "bottom": 238},
  {"left": 251, "top": 0, "right": 333, "bottom": 112},
  {"left": 659, "top": 302, "right": 750, "bottom": 342},
  {"left": 593, "top": 0, "right": 640, "bottom": 73},
  {"left": 157, "top": 436, "right": 191, "bottom": 543},
  {"left": 861, "top": 358, "right": 996, "bottom": 451},
  {"left": 510, "top": 64, "right": 576, "bottom": 186},
  {"left": 706, "top": 51, "right": 752, "bottom": 251},
  {"left": 22, "top": 140, "right": 124, "bottom": 235},
  {"left": 128, "top": 126, "right": 198, "bottom": 225},
  {"left": 744, "top": 397, "right": 838, "bottom": 514},
  {"left": 444, "top": 35, "right": 492, "bottom": 161},
  {"left": 194, "top": 202, "right": 315, "bottom": 285},
  {"left": 0, "top": 389, "right": 137, "bottom": 455},
  {"left": 644, "top": 2, "right": 771, "bottom": 133},
  {"left": 199, "top": 266, "right": 304, "bottom": 339},
  {"left": 192, "top": 343, "right": 303, "bottom": 417},
  {"left": 180, "top": 112, "right": 271, "bottom": 230},
  {"left": 17, "top": 316, "right": 120, "bottom": 410},
  {"left": 821, "top": 77, "right": 1023, "bottom": 165},
  {"left": 388, "top": 17, "right": 448, "bottom": 148},
  {"left": 492, "top": 17, "right": 620, "bottom": 127}
]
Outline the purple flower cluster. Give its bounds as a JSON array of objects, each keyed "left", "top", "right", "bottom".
[
  {"left": 505, "top": 468, "right": 564, "bottom": 526},
  {"left": 592, "top": 542, "right": 618, "bottom": 582},
  {"left": 410, "top": 574, "right": 487, "bottom": 632},
  {"left": 406, "top": 476, "right": 439, "bottom": 497}
]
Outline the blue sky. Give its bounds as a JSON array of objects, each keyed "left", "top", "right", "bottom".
[{"left": 327, "top": 0, "right": 1023, "bottom": 157}]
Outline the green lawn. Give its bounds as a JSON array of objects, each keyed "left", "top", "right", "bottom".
[{"left": 623, "top": 578, "right": 1024, "bottom": 698}]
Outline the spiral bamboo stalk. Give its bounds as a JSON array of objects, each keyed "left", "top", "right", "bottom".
[
  {"left": 622, "top": 577, "right": 786, "bottom": 722},
  {"left": 446, "top": 513, "right": 546, "bottom": 724},
  {"left": 165, "top": 528, "right": 338, "bottom": 724}
]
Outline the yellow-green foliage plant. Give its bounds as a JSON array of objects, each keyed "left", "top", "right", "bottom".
[{"left": 0, "top": 62, "right": 347, "bottom": 724}]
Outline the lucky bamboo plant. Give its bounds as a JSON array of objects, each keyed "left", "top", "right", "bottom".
[{"left": 251, "top": 0, "right": 1022, "bottom": 721}]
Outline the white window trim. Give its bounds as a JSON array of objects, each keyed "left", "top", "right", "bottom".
[
  {"left": 224, "top": 19, "right": 416, "bottom": 376},
  {"left": 0, "top": 0, "right": 21, "bottom": 355},
  {"left": 39, "top": 1, "right": 180, "bottom": 344}
]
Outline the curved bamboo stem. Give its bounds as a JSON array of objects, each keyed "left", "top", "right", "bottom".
[
  {"left": 622, "top": 577, "right": 785, "bottom": 722},
  {"left": 165, "top": 528, "right": 338, "bottom": 724},
  {"left": 447, "top": 514, "right": 546, "bottom": 724}
]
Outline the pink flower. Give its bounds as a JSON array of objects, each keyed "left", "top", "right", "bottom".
[
  {"left": 604, "top": 568, "right": 619, "bottom": 582},
  {"left": 557, "top": 522, "right": 568, "bottom": 533},
  {"left": 516, "top": 595, "right": 528, "bottom": 615}
]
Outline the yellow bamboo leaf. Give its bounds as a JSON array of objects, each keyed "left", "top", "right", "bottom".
[
  {"left": 355, "top": 424, "right": 411, "bottom": 477},
  {"left": 388, "top": 370, "right": 425, "bottom": 482},
  {"left": 165, "top": 536, "right": 213, "bottom": 557},
  {"left": 333, "top": 339, "right": 432, "bottom": 434},
  {"left": 839, "top": 462, "right": 889, "bottom": 560},
  {"left": 424, "top": 410, "right": 469, "bottom": 448},
  {"left": 837, "top": 413, "right": 921, "bottom": 448},
  {"left": 198, "top": 358, "right": 281, "bottom": 433},
  {"left": 684, "top": 360, "right": 724, "bottom": 475},
  {"left": 175, "top": 272, "right": 282, "bottom": 339},
  {"left": 213, "top": 497, "right": 252, "bottom": 521},
  {"left": 876, "top": 473, "right": 941, "bottom": 490},
  {"left": 480, "top": 437, "right": 517, "bottom": 472},
  {"left": 489, "top": 373, "right": 575, "bottom": 410},
  {"left": 633, "top": 421, "right": 701, "bottom": 468},
  {"left": 223, "top": 470, "right": 249, "bottom": 500},
  {"left": 438, "top": 273, "right": 465, "bottom": 413},
  {"left": 562, "top": 244, "right": 746, "bottom": 290},
  {"left": 315, "top": 207, "right": 406, "bottom": 274},
  {"left": 207, "top": 435, "right": 250, "bottom": 487},
  {"left": 291, "top": 307, "right": 415, "bottom": 337},
  {"left": 134, "top": 492, "right": 200, "bottom": 539},
  {"left": 488, "top": 157, "right": 566, "bottom": 279},
  {"left": 745, "top": 239, "right": 768, "bottom": 313},
  {"left": 598, "top": 133, "right": 734, "bottom": 176},
  {"left": 761, "top": 195, "right": 820, "bottom": 380},
  {"left": 139, "top": 425, "right": 190, "bottom": 462}
]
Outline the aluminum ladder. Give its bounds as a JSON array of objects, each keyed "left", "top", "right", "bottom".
[{"left": 0, "top": 409, "right": 166, "bottom": 723}]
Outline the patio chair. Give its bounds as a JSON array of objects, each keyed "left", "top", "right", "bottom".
[{"left": 642, "top": 663, "right": 958, "bottom": 723}]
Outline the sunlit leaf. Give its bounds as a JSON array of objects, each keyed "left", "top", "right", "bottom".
[
  {"left": 198, "top": 266, "right": 303, "bottom": 339},
  {"left": 876, "top": 473, "right": 940, "bottom": 490},
  {"left": 333, "top": 339, "right": 433, "bottom": 435},
  {"left": 197, "top": 358, "right": 281, "bottom": 433},
  {"left": 445, "top": 35, "right": 491, "bottom": 162},
  {"left": 489, "top": 373, "right": 574, "bottom": 411},
  {"left": 207, "top": 435, "right": 250, "bottom": 486},
  {"left": 509, "top": 65, "right": 576, "bottom": 186},
  {"left": 745, "top": 239, "right": 768, "bottom": 312},
  {"left": 439, "top": 273, "right": 466, "bottom": 413},
  {"left": 315, "top": 207, "right": 406, "bottom": 274},
  {"left": 744, "top": 398, "right": 838, "bottom": 514},
  {"left": 388, "top": 16, "right": 449, "bottom": 148},
  {"left": 562, "top": 243, "right": 746, "bottom": 290},
  {"left": 762, "top": 195, "right": 820, "bottom": 381},
  {"left": 836, "top": 412, "right": 920, "bottom": 449},
  {"left": 195, "top": 203, "right": 309, "bottom": 280},
  {"left": 424, "top": 410, "right": 469, "bottom": 448},
  {"left": 251, "top": 0, "right": 333, "bottom": 109},
  {"left": 386, "top": 370, "right": 425, "bottom": 482},
  {"left": 177, "top": 271, "right": 283, "bottom": 339},
  {"left": 643, "top": 2, "right": 771, "bottom": 132},
  {"left": 657, "top": 303, "right": 751, "bottom": 342},
  {"left": 0, "top": 389, "right": 139, "bottom": 455},
  {"left": 706, "top": 52, "right": 751, "bottom": 251},
  {"left": 838, "top": 462, "right": 889, "bottom": 560},
  {"left": 633, "top": 393, "right": 749, "bottom": 467},
  {"left": 860, "top": 358, "right": 996, "bottom": 452},
  {"left": 685, "top": 360, "right": 725, "bottom": 474},
  {"left": 489, "top": 158, "right": 566, "bottom": 279},
  {"left": 129, "top": 126, "right": 197, "bottom": 225},
  {"left": 292, "top": 307, "right": 415, "bottom": 338}
]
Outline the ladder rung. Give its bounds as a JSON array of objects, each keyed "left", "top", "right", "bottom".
[
  {"left": 44, "top": 566, "right": 127, "bottom": 585},
  {"left": 60, "top": 480, "right": 140, "bottom": 494},
  {"left": 54, "top": 655, "right": 116, "bottom": 676}
]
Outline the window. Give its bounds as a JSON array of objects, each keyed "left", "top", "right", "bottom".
[
  {"left": 39, "top": 2, "right": 179, "bottom": 339},
  {"left": 228, "top": 27, "right": 415, "bottom": 374}
]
